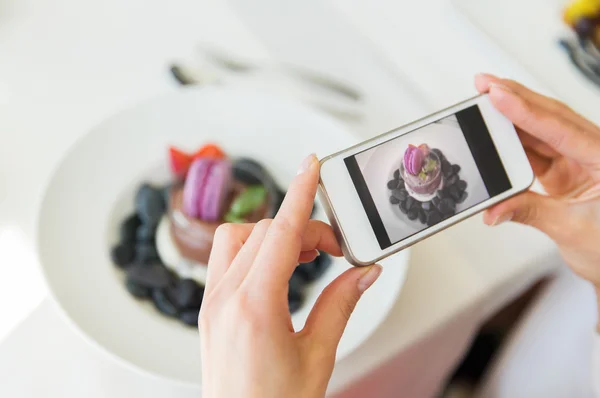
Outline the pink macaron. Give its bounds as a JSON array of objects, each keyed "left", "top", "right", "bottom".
[
  {"left": 182, "top": 158, "right": 231, "bottom": 221},
  {"left": 404, "top": 145, "right": 424, "bottom": 175}
]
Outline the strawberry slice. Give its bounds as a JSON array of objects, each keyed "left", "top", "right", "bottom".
[
  {"left": 194, "top": 143, "right": 226, "bottom": 160},
  {"left": 169, "top": 146, "right": 194, "bottom": 177}
]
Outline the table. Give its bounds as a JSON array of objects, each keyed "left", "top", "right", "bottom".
[{"left": 0, "top": 0, "right": 577, "bottom": 396}]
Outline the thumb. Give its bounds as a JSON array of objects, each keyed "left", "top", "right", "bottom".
[
  {"left": 484, "top": 191, "right": 570, "bottom": 241},
  {"left": 302, "top": 264, "right": 382, "bottom": 352}
]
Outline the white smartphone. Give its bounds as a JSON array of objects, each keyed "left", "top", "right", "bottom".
[{"left": 318, "top": 94, "right": 534, "bottom": 266}]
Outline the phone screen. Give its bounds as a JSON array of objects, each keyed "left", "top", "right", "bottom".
[{"left": 344, "top": 105, "right": 511, "bottom": 249}]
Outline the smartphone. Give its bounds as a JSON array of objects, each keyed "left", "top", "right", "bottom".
[{"left": 318, "top": 94, "right": 534, "bottom": 266}]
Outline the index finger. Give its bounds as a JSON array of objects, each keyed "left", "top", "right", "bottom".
[
  {"left": 246, "top": 154, "right": 320, "bottom": 287},
  {"left": 475, "top": 74, "right": 598, "bottom": 134},
  {"left": 487, "top": 85, "right": 600, "bottom": 165},
  {"left": 475, "top": 74, "right": 600, "bottom": 163}
]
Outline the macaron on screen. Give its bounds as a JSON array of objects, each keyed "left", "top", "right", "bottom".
[{"left": 344, "top": 105, "right": 511, "bottom": 249}]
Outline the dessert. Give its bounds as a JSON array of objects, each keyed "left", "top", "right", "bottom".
[
  {"left": 388, "top": 147, "right": 469, "bottom": 227},
  {"left": 109, "top": 143, "right": 332, "bottom": 327},
  {"left": 401, "top": 144, "right": 442, "bottom": 196}
]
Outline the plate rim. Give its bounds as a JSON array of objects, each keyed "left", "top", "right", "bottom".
[{"left": 34, "top": 85, "right": 409, "bottom": 387}]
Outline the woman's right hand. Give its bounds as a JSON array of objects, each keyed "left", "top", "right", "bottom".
[{"left": 475, "top": 74, "right": 600, "bottom": 290}]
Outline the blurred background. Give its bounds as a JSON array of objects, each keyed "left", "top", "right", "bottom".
[{"left": 1, "top": 0, "right": 599, "bottom": 397}]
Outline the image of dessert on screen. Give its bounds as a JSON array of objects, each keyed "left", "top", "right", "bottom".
[{"left": 354, "top": 115, "right": 490, "bottom": 244}]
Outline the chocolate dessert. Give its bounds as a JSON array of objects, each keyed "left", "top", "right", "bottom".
[
  {"left": 169, "top": 182, "right": 269, "bottom": 265},
  {"left": 401, "top": 144, "right": 442, "bottom": 196},
  {"left": 109, "top": 143, "right": 332, "bottom": 326}
]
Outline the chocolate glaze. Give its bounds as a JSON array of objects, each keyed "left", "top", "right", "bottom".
[{"left": 169, "top": 183, "right": 269, "bottom": 265}]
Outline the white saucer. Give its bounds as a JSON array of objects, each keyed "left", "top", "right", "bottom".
[{"left": 36, "top": 86, "right": 409, "bottom": 387}]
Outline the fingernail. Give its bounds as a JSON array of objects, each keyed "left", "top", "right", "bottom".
[
  {"left": 297, "top": 153, "right": 317, "bottom": 175},
  {"left": 315, "top": 249, "right": 321, "bottom": 257},
  {"left": 477, "top": 72, "right": 497, "bottom": 79},
  {"left": 491, "top": 212, "right": 514, "bottom": 226},
  {"left": 358, "top": 264, "right": 382, "bottom": 293},
  {"left": 489, "top": 82, "right": 514, "bottom": 94}
]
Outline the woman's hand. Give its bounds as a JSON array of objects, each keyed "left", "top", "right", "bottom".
[
  {"left": 476, "top": 74, "right": 600, "bottom": 293},
  {"left": 199, "top": 154, "right": 382, "bottom": 398}
]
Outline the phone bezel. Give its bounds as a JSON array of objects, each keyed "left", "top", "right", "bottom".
[{"left": 318, "top": 93, "right": 534, "bottom": 266}]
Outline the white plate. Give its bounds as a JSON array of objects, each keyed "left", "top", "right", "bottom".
[{"left": 36, "top": 86, "right": 409, "bottom": 387}]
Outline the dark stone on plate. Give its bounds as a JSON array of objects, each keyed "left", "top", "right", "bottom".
[
  {"left": 427, "top": 210, "right": 443, "bottom": 226},
  {"left": 456, "top": 180, "right": 467, "bottom": 192},
  {"left": 317, "top": 251, "right": 332, "bottom": 268},
  {"left": 389, "top": 196, "right": 400, "bottom": 205},
  {"left": 452, "top": 164, "right": 461, "bottom": 174},
  {"left": 180, "top": 308, "right": 200, "bottom": 327},
  {"left": 288, "top": 294, "right": 304, "bottom": 314},
  {"left": 111, "top": 244, "right": 135, "bottom": 268},
  {"left": 127, "top": 264, "right": 173, "bottom": 289},
  {"left": 448, "top": 185, "right": 461, "bottom": 201},
  {"left": 152, "top": 289, "right": 179, "bottom": 317},
  {"left": 120, "top": 214, "right": 141, "bottom": 243},
  {"left": 387, "top": 179, "right": 401, "bottom": 190},
  {"left": 436, "top": 189, "right": 448, "bottom": 200},
  {"left": 446, "top": 174, "right": 459, "bottom": 187},
  {"left": 457, "top": 191, "right": 468, "bottom": 204},
  {"left": 392, "top": 188, "right": 408, "bottom": 201},
  {"left": 125, "top": 278, "right": 152, "bottom": 298},
  {"left": 393, "top": 169, "right": 400, "bottom": 180},
  {"left": 295, "top": 253, "right": 331, "bottom": 282},
  {"left": 441, "top": 160, "right": 452, "bottom": 177},
  {"left": 289, "top": 272, "right": 306, "bottom": 296},
  {"left": 432, "top": 196, "right": 441, "bottom": 208},
  {"left": 288, "top": 273, "right": 305, "bottom": 314},
  {"left": 405, "top": 196, "right": 414, "bottom": 210},
  {"left": 407, "top": 208, "right": 419, "bottom": 221},
  {"left": 311, "top": 201, "right": 318, "bottom": 218},
  {"left": 232, "top": 158, "right": 269, "bottom": 185},
  {"left": 167, "top": 279, "right": 204, "bottom": 309},
  {"left": 431, "top": 148, "right": 445, "bottom": 161},
  {"left": 161, "top": 183, "right": 177, "bottom": 206},
  {"left": 135, "top": 242, "right": 160, "bottom": 265},
  {"left": 438, "top": 198, "right": 456, "bottom": 215},
  {"left": 411, "top": 200, "right": 422, "bottom": 210},
  {"left": 399, "top": 199, "right": 408, "bottom": 212},
  {"left": 135, "top": 184, "right": 166, "bottom": 226},
  {"left": 418, "top": 209, "right": 427, "bottom": 224},
  {"left": 422, "top": 201, "right": 431, "bottom": 211},
  {"left": 136, "top": 223, "right": 156, "bottom": 242}
]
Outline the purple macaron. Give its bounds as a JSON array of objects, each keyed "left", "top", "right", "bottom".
[
  {"left": 182, "top": 158, "right": 231, "bottom": 221},
  {"left": 404, "top": 145, "right": 424, "bottom": 176},
  {"left": 200, "top": 160, "right": 231, "bottom": 222}
]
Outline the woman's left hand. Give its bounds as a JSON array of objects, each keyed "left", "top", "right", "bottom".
[{"left": 199, "top": 154, "right": 382, "bottom": 398}]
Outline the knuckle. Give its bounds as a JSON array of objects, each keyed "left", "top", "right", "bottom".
[
  {"left": 515, "top": 202, "right": 538, "bottom": 225},
  {"left": 515, "top": 95, "right": 538, "bottom": 125},
  {"left": 337, "top": 297, "right": 358, "bottom": 322},
  {"left": 214, "top": 223, "right": 238, "bottom": 241},
  {"left": 553, "top": 98, "right": 573, "bottom": 115},
  {"left": 272, "top": 217, "right": 303, "bottom": 243},
  {"left": 232, "top": 291, "right": 266, "bottom": 328},
  {"left": 198, "top": 299, "right": 216, "bottom": 327},
  {"left": 502, "top": 78, "right": 521, "bottom": 91},
  {"left": 255, "top": 218, "right": 273, "bottom": 232}
]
